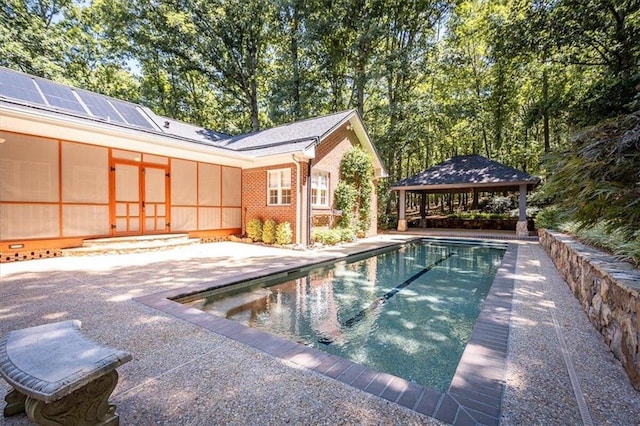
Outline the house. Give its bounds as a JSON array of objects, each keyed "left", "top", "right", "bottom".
[{"left": 0, "top": 67, "right": 386, "bottom": 261}]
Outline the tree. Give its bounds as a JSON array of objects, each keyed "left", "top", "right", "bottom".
[
  {"left": 542, "top": 112, "right": 640, "bottom": 237},
  {"left": 124, "top": 0, "right": 273, "bottom": 132},
  {"left": 0, "top": 0, "right": 72, "bottom": 78}
]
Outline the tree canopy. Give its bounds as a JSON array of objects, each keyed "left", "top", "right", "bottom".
[{"left": 1, "top": 0, "right": 638, "bottom": 238}]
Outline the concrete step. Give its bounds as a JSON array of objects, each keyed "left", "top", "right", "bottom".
[{"left": 62, "top": 234, "right": 200, "bottom": 256}]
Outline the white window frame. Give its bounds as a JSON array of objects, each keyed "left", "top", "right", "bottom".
[
  {"left": 267, "top": 168, "right": 291, "bottom": 205},
  {"left": 311, "top": 171, "right": 329, "bottom": 207}
]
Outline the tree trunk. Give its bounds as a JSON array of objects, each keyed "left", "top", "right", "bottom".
[{"left": 543, "top": 69, "right": 550, "bottom": 152}]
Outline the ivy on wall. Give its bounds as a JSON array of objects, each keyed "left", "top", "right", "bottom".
[{"left": 334, "top": 147, "right": 374, "bottom": 234}]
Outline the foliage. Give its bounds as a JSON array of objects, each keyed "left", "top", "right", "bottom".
[
  {"left": 0, "top": 0, "right": 71, "bottom": 78},
  {"left": 339, "top": 228, "right": 355, "bottom": 243},
  {"left": 542, "top": 111, "right": 640, "bottom": 238},
  {"left": 246, "top": 218, "right": 263, "bottom": 241},
  {"left": 2, "top": 0, "right": 639, "bottom": 245},
  {"left": 311, "top": 229, "right": 341, "bottom": 245},
  {"left": 275, "top": 221, "right": 293, "bottom": 245},
  {"left": 333, "top": 181, "right": 357, "bottom": 229},
  {"left": 338, "top": 147, "right": 374, "bottom": 232},
  {"left": 451, "top": 212, "right": 508, "bottom": 220},
  {"left": 560, "top": 222, "right": 640, "bottom": 268},
  {"left": 262, "top": 219, "right": 277, "bottom": 244},
  {"left": 487, "top": 196, "right": 513, "bottom": 214},
  {"left": 534, "top": 206, "right": 567, "bottom": 230}
]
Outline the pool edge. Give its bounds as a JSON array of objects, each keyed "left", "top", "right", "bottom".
[{"left": 134, "top": 240, "right": 517, "bottom": 426}]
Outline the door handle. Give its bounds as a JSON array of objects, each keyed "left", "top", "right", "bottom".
[{"left": 142, "top": 201, "right": 145, "bottom": 210}]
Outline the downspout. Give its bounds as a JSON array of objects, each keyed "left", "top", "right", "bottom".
[
  {"left": 307, "top": 158, "right": 313, "bottom": 246},
  {"left": 307, "top": 136, "right": 321, "bottom": 246},
  {"left": 292, "top": 155, "right": 301, "bottom": 245}
]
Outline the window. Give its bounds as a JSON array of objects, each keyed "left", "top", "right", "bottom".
[
  {"left": 267, "top": 169, "right": 291, "bottom": 205},
  {"left": 311, "top": 171, "right": 329, "bottom": 207}
]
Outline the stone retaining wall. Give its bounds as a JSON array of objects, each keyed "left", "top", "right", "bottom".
[
  {"left": 539, "top": 229, "right": 640, "bottom": 390},
  {"left": 407, "top": 217, "right": 535, "bottom": 231}
]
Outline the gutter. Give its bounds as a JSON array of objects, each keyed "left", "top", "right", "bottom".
[{"left": 292, "top": 154, "right": 302, "bottom": 245}]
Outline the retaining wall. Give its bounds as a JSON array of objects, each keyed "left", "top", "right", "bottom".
[{"left": 539, "top": 229, "right": 640, "bottom": 390}]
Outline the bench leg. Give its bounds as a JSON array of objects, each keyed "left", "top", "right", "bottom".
[
  {"left": 25, "top": 369, "right": 120, "bottom": 426},
  {"left": 4, "top": 388, "right": 27, "bottom": 417}
]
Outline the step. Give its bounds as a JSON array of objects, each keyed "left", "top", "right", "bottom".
[
  {"left": 62, "top": 234, "right": 200, "bottom": 256},
  {"left": 81, "top": 234, "right": 190, "bottom": 247}
]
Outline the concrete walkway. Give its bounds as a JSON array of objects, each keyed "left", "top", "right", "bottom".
[{"left": 1, "top": 235, "right": 638, "bottom": 425}]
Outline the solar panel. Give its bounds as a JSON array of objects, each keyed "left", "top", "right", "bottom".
[
  {"left": 37, "top": 79, "right": 87, "bottom": 114},
  {"left": 77, "top": 91, "right": 126, "bottom": 124},
  {"left": 111, "top": 101, "right": 155, "bottom": 129},
  {"left": 0, "top": 68, "right": 45, "bottom": 104}
]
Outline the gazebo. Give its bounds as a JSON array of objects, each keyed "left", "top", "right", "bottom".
[{"left": 390, "top": 155, "right": 540, "bottom": 237}]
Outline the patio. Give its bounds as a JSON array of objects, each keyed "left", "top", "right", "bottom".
[{"left": 1, "top": 235, "right": 638, "bottom": 425}]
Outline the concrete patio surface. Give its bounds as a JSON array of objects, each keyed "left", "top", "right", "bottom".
[{"left": 1, "top": 234, "right": 639, "bottom": 425}]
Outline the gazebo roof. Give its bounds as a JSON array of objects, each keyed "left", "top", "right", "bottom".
[{"left": 390, "top": 155, "right": 540, "bottom": 193}]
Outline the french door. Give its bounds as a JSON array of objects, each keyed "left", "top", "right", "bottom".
[{"left": 111, "top": 162, "right": 169, "bottom": 235}]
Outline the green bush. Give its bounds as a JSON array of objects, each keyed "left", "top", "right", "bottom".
[
  {"left": 339, "top": 228, "right": 355, "bottom": 242},
  {"left": 564, "top": 222, "right": 640, "bottom": 268},
  {"left": 451, "top": 212, "right": 507, "bottom": 220},
  {"left": 275, "top": 222, "right": 293, "bottom": 245},
  {"left": 312, "top": 229, "right": 341, "bottom": 245},
  {"left": 535, "top": 207, "right": 567, "bottom": 230},
  {"left": 487, "top": 196, "right": 513, "bottom": 214},
  {"left": 334, "top": 181, "right": 357, "bottom": 228},
  {"left": 262, "top": 219, "right": 277, "bottom": 244},
  {"left": 246, "top": 218, "right": 263, "bottom": 241},
  {"left": 338, "top": 147, "right": 374, "bottom": 233}
]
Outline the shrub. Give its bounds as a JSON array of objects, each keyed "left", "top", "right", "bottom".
[
  {"left": 339, "top": 228, "right": 355, "bottom": 242},
  {"left": 262, "top": 219, "right": 277, "bottom": 244},
  {"left": 312, "top": 229, "right": 341, "bottom": 245},
  {"left": 275, "top": 222, "right": 293, "bottom": 245},
  {"left": 487, "top": 196, "right": 513, "bottom": 214},
  {"left": 535, "top": 206, "right": 567, "bottom": 230},
  {"left": 334, "top": 181, "right": 357, "bottom": 228},
  {"left": 246, "top": 218, "right": 263, "bottom": 241},
  {"left": 338, "top": 147, "right": 374, "bottom": 233}
]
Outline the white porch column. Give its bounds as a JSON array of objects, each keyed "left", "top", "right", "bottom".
[
  {"left": 397, "top": 189, "right": 407, "bottom": 231},
  {"left": 516, "top": 183, "right": 528, "bottom": 237}
]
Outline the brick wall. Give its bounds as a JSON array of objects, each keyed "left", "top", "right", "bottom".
[
  {"left": 242, "top": 163, "right": 299, "bottom": 242},
  {"left": 313, "top": 124, "right": 378, "bottom": 236},
  {"left": 241, "top": 123, "right": 379, "bottom": 245}
]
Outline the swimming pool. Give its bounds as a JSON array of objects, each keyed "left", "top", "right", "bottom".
[{"left": 183, "top": 238, "right": 507, "bottom": 391}]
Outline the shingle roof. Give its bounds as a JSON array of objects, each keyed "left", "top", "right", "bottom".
[
  {"left": 392, "top": 155, "right": 539, "bottom": 189},
  {"left": 0, "top": 67, "right": 370, "bottom": 162},
  {"left": 151, "top": 116, "right": 231, "bottom": 146},
  {"left": 211, "top": 110, "right": 354, "bottom": 152}
]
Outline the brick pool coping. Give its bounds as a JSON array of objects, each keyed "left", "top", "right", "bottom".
[{"left": 135, "top": 239, "right": 516, "bottom": 426}]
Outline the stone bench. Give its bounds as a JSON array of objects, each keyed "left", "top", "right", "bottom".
[{"left": 0, "top": 320, "right": 132, "bottom": 425}]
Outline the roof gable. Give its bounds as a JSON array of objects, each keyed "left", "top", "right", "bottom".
[{"left": 213, "top": 110, "right": 354, "bottom": 152}]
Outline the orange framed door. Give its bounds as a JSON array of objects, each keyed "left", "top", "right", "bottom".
[
  {"left": 112, "top": 162, "right": 169, "bottom": 236},
  {"left": 113, "top": 162, "right": 141, "bottom": 235},
  {"left": 142, "top": 165, "right": 169, "bottom": 234}
]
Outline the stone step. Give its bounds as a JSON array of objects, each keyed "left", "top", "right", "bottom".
[
  {"left": 62, "top": 234, "right": 200, "bottom": 256},
  {"left": 81, "top": 233, "right": 190, "bottom": 247}
]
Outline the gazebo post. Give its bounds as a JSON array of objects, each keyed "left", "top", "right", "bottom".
[
  {"left": 516, "top": 183, "right": 528, "bottom": 237},
  {"left": 398, "top": 189, "right": 407, "bottom": 231}
]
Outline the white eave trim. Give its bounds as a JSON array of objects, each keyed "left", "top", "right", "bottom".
[{"left": 0, "top": 103, "right": 253, "bottom": 167}]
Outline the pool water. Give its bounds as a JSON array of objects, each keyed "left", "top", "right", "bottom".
[{"left": 185, "top": 239, "right": 506, "bottom": 391}]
